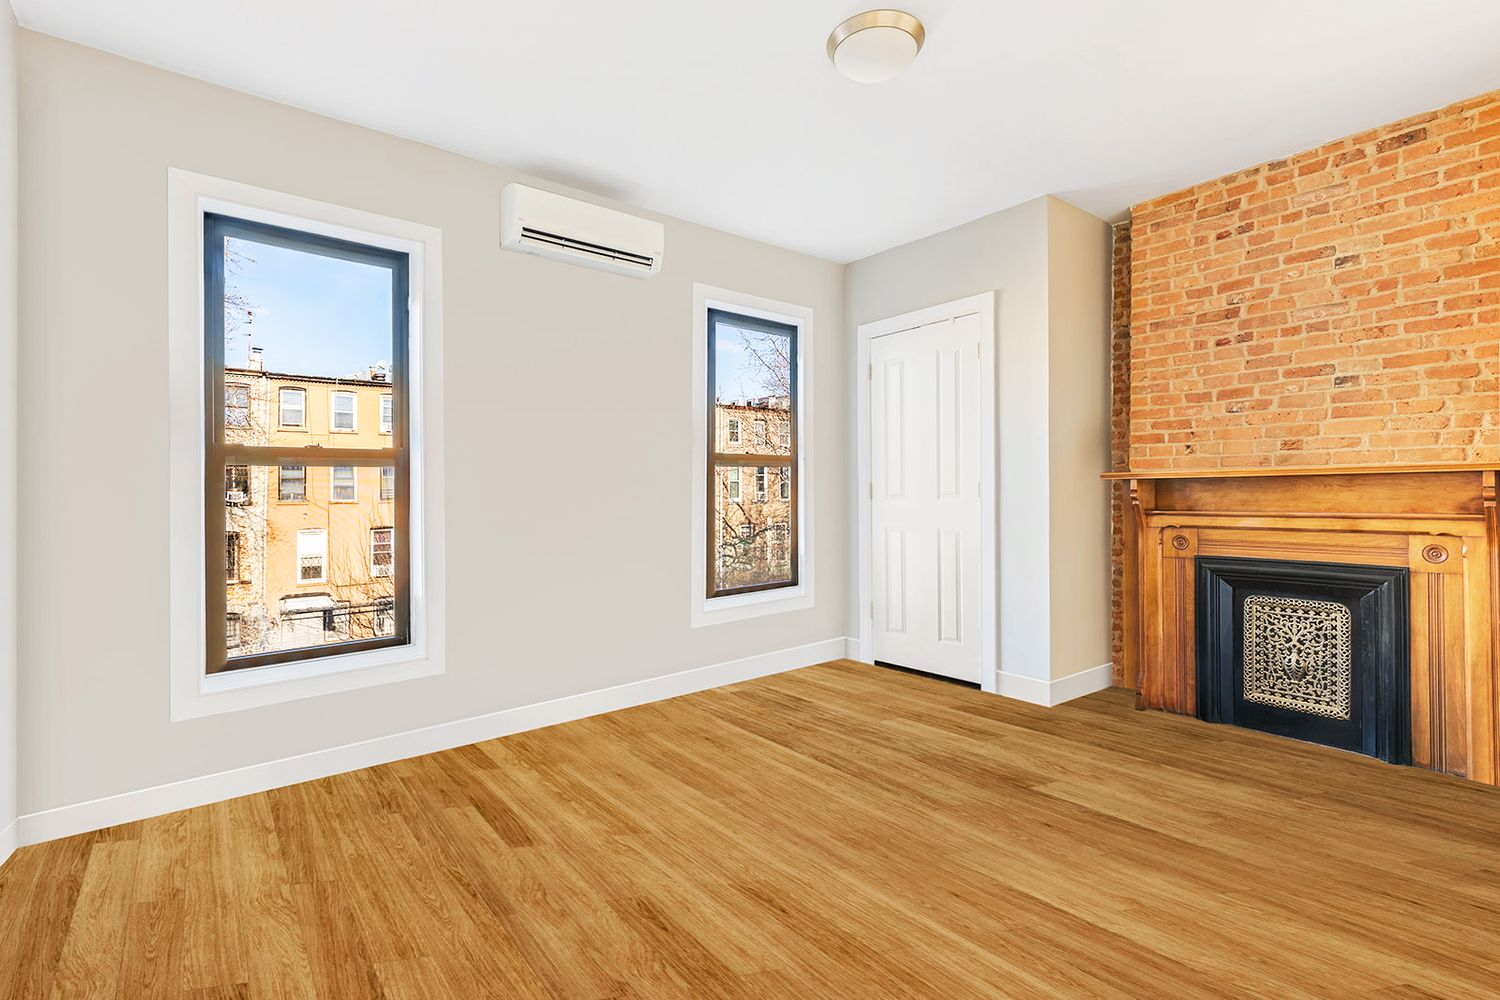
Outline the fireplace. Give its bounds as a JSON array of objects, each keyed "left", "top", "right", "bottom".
[
  {"left": 1105, "top": 466, "right": 1499, "bottom": 785},
  {"left": 1195, "top": 557, "right": 1410, "bottom": 764}
]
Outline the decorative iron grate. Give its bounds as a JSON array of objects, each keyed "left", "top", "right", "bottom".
[{"left": 1242, "top": 595, "right": 1352, "bottom": 720}]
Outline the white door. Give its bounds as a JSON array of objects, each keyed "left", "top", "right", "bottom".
[{"left": 870, "top": 314, "right": 982, "bottom": 683}]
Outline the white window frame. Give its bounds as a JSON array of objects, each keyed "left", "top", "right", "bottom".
[
  {"left": 167, "top": 169, "right": 447, "bottom": 720},
  {"left": 371, "top": 526, "right": 394, "bottom": 578},
  {"left": 727, "top": 418, "right": 740, "bottom": 444},
  {"left": 297, "top": 528, "right": 328, "bottom": 584},
  {"left": 726, "top": 466, "right": 741, "bottom": 501},
  {"left": 690, "top": 284, "right": 815, "bottom": 627},
  {"left": 279, "top": 386, "right": 306, "bottom": 429},
  {"left": 380, "top": 393, "right": 393, "bottom": 435},
  {"left": 330, "top": 390, "right": 358, "bottom": 432},
  {"left": 330, "top": 465, "right": 358, "bottom": 503}
]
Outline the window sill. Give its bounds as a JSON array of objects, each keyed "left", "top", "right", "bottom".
[
  {"left": 177, "top": 641, "right": 439, "bottom": 720},
  {"left": 692, "top": 582, "right": 811, "bottom": 628}
]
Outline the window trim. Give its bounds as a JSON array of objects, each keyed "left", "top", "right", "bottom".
[
  {"left": 371, "top": 526, "right": 394, "bottom": 578},
  {"left": 167, "top": 169, "right": 446, "bottom": 720},
  {"left": 689, "top": 284, "right": 814, "bottom": 627},
  {"left": 278, "top": 386, "right": 307, "bottom": 429},
  {"left": 296, "top": 527, "right": 328, "bottom": 585},
  {"left": 329, "top": 464, "right": 359, "bottom": 503},
  {"left": 329, "top": 390, "right": 358, "bottom": 433}
]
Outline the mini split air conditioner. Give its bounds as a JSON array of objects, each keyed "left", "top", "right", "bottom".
[{"left": 500, "top": 183, "right": 664, "bottom": 279}]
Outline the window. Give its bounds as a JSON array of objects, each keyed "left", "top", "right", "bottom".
[
  {"left": 203, "top": 211, "right": 411, "bottom": 675},
  {"left": 224, "top": 384, "right": 251, "bottom": 429},
  {"left": 279, "top": 386, "right": 306, "bottom": 428},
  {"left": 371, "top": 527, "right": 394, "bottom": 577},
  {"left": 296, "top": 529, "right": 326, "bottom": 584},
  {"left": 330, "top": 390, "right": 357, "bottom": 432},
  {"left": 226, "top": 614, "right": 242, "bottom": 649},
  {"left": 331, "top": 465, "right": 357, "bottom": 502},
  {"left": 727, "top": 418, "right": 740, "bottom": 444},
  {"left": 225, "top": 465, "right": 250, "bottom": 505},
  {"left": 225, "top": 532, "right": 241, "bottom": 582},
  {"left": 278, "top": 464, "right": 306, "bottom": 502},
  {"left": 707, "top": 307, "right": 798, "bottom": 599}
]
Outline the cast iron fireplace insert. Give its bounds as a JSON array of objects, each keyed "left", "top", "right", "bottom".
[{"left": 1195, "top": 556, "right": 1410, "bottom": 764}]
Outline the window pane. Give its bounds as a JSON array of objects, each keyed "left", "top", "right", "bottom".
[
  {"left": 331, "top": 466, "right": 357, "bottom": 502},
  {"left": 221, "top": 233, "right": 395, "bottom": 451},
  {"left": 223, "top": 464, "right": 401, "bottom": 660},
  {"left": 713, "top": 463, "right": 793, "bottom": 593},
  {"left": 380, "top": 465, "right": 395, "bottom": 501},
  {"left": 713, "top": 313, "right": 792, "bottom": 458},
  {"left": 278, "top": 465, "right": 306, "bottom": 502}
]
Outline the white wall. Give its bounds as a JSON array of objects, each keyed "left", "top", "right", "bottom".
[
  {"left": 0, "top": 1, "right": 19, "bottom": 860},
  {"left": 15, "top": 33, "right": 848, "bottom": 820},
  {"left": 844, "top": 196, "right": 1113, "bottom": 686},
  {"left": 1046, "top": 198, "right": 1114, "bottom": 681}
]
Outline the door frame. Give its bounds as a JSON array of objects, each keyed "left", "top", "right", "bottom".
[{"left": 856, "top": 293, "right": 998, "bottom": 693}]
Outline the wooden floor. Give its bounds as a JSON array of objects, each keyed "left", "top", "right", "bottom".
[{"left": 3, "top": 661, "right": 1500, "bottom": 999}]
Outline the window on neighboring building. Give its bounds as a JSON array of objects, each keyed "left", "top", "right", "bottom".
[
  {"left": 297, "top": 529, "right": 326, "bottom": 584},
  {"left": 278, "top": 465, "right": 306, "bottom": 502},
  {"left": 727, "top": 418, "right": 740, "bottom": 444},
  {"left": 225, "top": 384, "right": 250, "bottom": 428},
  {"left": 779, "top": 423, "right": 791, "bottom": 449},
  {"left": 371, "top": 527, "right": 394, "bottom": 578},
  {"left": 225, "top": 532, "right": 241, "bottom": 582},
  {"left": 279, "top": 386, "right": 306, "bottom": 428},
  {"left": 708, "top": 308, "right": 798, "bottom": 598},
  {"left": 226, "top": 613, "right": 242, "bottom": 649},
  {"left": 331, "top": 465, "right": 357, "bottom": 502},
  {"left": 205, "top": 212, "right": 410, "bottom": 674},
  {"left": 330, "top": 390, "right": 357, "bottom": 432},
  {"left": 225, "top": 465, "right": 250, "bottom": 505}
]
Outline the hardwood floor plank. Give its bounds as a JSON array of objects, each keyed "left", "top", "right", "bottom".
[{"left": 2, "top": 661, "right": 1500, "bottom": 998}]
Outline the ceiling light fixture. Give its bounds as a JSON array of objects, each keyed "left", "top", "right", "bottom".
[{"left": 826, "top": 10, "right": 926, "bottom": 84}]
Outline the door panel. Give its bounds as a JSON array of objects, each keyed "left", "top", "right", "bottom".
[{"left": 870, "top": 315, "right": 982, "bottom": 683}]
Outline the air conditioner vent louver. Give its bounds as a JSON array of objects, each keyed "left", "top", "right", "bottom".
[
  {"left": 501, "top": 183, "right": 664, "bottom": 279},
  {"left": 517, "top": 226, "right": 657, "bottom": 272}
]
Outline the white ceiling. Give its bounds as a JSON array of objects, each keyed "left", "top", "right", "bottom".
[{"left": 12, "top": 0, "right": 1500, "bottom": 262}]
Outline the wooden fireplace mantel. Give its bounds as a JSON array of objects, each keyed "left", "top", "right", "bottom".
[{"left": 1106, "top": 465, "right": 1500, "bottom": 784}]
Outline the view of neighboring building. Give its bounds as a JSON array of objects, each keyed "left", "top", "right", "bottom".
[
  {"left": 712, "top": 395, "right": 794, "bottom": 592},
  {"left": 224, "top": 348, "right": 396, "bottom": 659}
]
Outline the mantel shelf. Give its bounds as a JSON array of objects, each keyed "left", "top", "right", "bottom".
[{"left": 1101, "top": 462, "right": 1499, "bottom": 481}]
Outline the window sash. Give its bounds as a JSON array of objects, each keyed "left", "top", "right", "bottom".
[
  {"left": 279, "top": 387, "right": 306, "bottom": 428},
  {"left": 330, "top": 391, "right": 357, "bottom": 432},
  {"left": 203, "top": 212, "right": 411, "bottom": 675},
  {"left": 705, "top": 308, "right": 799, "bottom": 600},
  {"left": 278, "top": 465, "right": 306, "bottom": 502},
  {"left": 331, "top": 466, "right": 357, "bottom": 502},
  {"left": 380, "top": 394, "right": 393, "bottom": 434}
]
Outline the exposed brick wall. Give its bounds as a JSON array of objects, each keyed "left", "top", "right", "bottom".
[
  {"left": 1129, "top": 89, "right": 1500, "bottom": 470},
  {"left": 1109, "top": 221, "right": 1131, "bottom": 685}
]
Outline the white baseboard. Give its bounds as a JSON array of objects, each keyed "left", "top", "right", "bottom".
[
  {"left": 0, "top": 819, "right": 16, "bottom": 869},
  {"left": 995, "top": 662, "right": 1114, "bottom": 708},
  {"left": 843, "top": 636, "right": 862, "bottom": 661},
  {"left": 16, "top": 637, "right": 846, "bottom": 849}
]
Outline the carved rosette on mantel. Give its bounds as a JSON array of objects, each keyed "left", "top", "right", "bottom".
[{"left": 1103, "top": 464, "right": 1500, "bottom": 785}]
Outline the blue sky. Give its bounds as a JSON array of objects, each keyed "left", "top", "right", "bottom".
[
  {"left": 714, "top": 324, "right": 789, "bottom": 403},
  {"left": 225, "top": 237, "right": 392, "bottom": 379}
]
